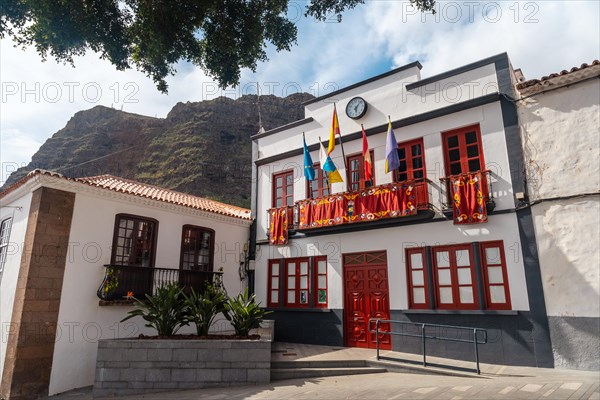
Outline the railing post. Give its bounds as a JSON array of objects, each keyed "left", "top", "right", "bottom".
[
  {"left": 376, "top": 319, "right": 380, "bottom": 360},
  {"left": 422, "top": 324, "right": 427, "bottom": 367},
  {"left": 474, "top": 329, "right": 480, "bottom": 375}
]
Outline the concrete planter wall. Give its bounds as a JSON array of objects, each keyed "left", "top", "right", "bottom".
[{"left": 93, "top": 338, "right": 271, "bottom": 397}]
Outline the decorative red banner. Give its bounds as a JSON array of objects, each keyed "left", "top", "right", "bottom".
[
  {"left": 297, "top": 181, "right": 418, "bottom": 229},
  {"left": 450, "top": 172, "right": 488, "bottom": 224},
  {"left": 269, "top": 207, "right": 289, "bottom": 245}
]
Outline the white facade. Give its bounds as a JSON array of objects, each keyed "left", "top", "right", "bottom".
[
  {"left": 516, "top": 64, "right": 600, "bottom": 370},
  {"left": 0, "top": 173, "right": 252, "bottom": 395}
]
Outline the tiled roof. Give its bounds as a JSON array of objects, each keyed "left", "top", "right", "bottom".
[
  {"left": 1, "top": 169, "right": 252, "bottom": 220},
  {"left": 516, "top": 60, "right": 600, "bottom": 93}
]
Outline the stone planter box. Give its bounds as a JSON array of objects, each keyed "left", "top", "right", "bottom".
[{"left": 93, "top": 338, "right": 272, "bottom": 397}]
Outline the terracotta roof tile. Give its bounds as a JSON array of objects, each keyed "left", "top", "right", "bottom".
[
  {"left": 1, "top": 169, "right": 252, "bottom": 221},
  {"left": 516, "top": 60, "right": 600, "bottom": 90}
]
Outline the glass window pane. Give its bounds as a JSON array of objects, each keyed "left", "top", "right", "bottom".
[
  {"left": 447, "top": 135, "right": 458, "bottom": 148},
  {"left": 271, "top": 263, "right": 279, "bottom": 275},
  {"left": 398, "top": 173, "right": 408, "bottom": 181},
  {"left": 287, "top": 291, "right": 295, "bottom": 303},
  {"left": 457, "top": 268, "right": 472, "bottom": 284},
  {"left": 413, "top": 157, "right": 423, "bottom": 169},
  {"left": 490, "top": 286, "right": 506, "bottom": 303},
  {"left": 414, "top": 170, "right": 424, "bottom": 179},
  {"left": 449, "top": 149, "right": 460, "bottom": 162},
  {"left": 487, "top": 267, "right": 504, "bottom": 284},
  {"left": 276, "top": 176, "right": 282, "bottom": 186},
  {"left": 413, "top": 288, "right": 425, "bottom": 304},
  {"left": 467, "top": 145, "right": 479, "bottom": 158},
  {"left": 286, "top": 174, "right": 293, "bottom": 184},
  {"left": 271, "top": 277, "right": 279, "bottom": 289},
  {"left": 300, "top": 276, "right": 308, "bottom": 289},
  {"left": 318, "top": 275, "right": 327, "bottom": 288},
  {"left": 271, "top": 291, "right": 279, "bottom": 303},
  {"left": 300, "top": 262, "right": 308, "bottom": 275},
  {"left": 318, "top": 289, "right": 327, "bottom": 304},
  {"left": 438, "top": 269, "right": 451, "bottom": 285},
  {"left": 287, "top": 263, "right": 296, "bottom": 275},
  {"left": 318, "top": 260, "right": 327, "bottom": 274},
  {"left": 468, "top": 159, "right": 481, "bottom": 172},
  {"left": 286, "top": 197, "right": 294, "bottom": 206},
  {"left": 276, "top": 199, "right": 282, "bottom": 207},
  {"left": 399, "top": 160, "right": 407, "bottom": 172},
  {"left": 439, "top": 287, "right": 453, "bottom": 303},
  {"left": 459, "top": 287, "right": 474, "bottom": 303},
  {"left": 465, "top": 131, "right": 478, "bottom": 144},
  {"left": 451, "top": 163, "right": 462, "bottom": 175},
  {"left": 456, "top": 249, "right": 471, "bottom": 266},
  {"left": 287, "top": 275, "right": 296, "bottom": 288},
  {"left": 300, "top": 290, "right": 308, "bottom": 304},
  {"left": 410, "top": 253, "right": 423, "bottom": 269},
  {"left": 485, "top": 247, "right": 501, "bottom": 264},
  {"left": 436, "top": 251, "right": 450, "bottom": 268},
  {"left": 398, "top": 148, "right": 406, "bottom": 159},
  {"left": 412, "top": 144, "right": 422, "bottom": 156},
  {"left": 276, "top": 188, "right": 282, "bottom": 198},
  {"left": 412, "top": 270, "right": 424, "bottom": 286}
]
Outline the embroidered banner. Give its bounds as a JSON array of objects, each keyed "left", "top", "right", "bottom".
[
  {"left": 269, "top": 207, "right": 289, "bottom": 245},
  {"left": 451, "top": 172, "right": 488, "bottom": 224},
  {"left": 297, "top": 181, "right": 419, "bottom": 229}
]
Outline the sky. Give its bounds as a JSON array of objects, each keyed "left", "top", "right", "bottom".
[{"left": 1, "top": 0, "right": 599, "bottom": 185}]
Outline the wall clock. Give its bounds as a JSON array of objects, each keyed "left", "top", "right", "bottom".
[{"left": 345, "top": 97, "right": 368, "bottom": 120}]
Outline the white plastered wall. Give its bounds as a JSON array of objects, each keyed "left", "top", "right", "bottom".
[
  {"left": 48, "top": 187, "right": 250, "bottom": 395},
  {"left": 0, "top": 192, "right": 32, "bottom": 382}
]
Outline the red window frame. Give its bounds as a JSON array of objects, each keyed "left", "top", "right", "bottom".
[
  {"left": 406, "top": 247, "right": 430, "bottom": 309},
  {"left": 284, "top": 258, "right": 311, "bottom": 308},
  {"left": 480, "top": 241, "right": 512, "bottom": 310},
  {"left": 272, "top": 170, "right": 294, "bottom": 208},
  {"left": 395, "top": 138, "right": 427, "bottom": 182},
  {"left": 432, "top": 244, "right": 479, "bottom": 310},
  {"left": 306, "top": 163, "right": 330, "bottom": 199},
  {"left": 442, "top": 124, "right": 486, "bottom": 177},
  {"left": 267, "top": 259, "right": 281, "bottom": 308},
  {"left": 347, "top": 150, "right": 375, "bottom": 192},
  {"left": 313, "top": 256, "right": 328, "bottom": 308}
]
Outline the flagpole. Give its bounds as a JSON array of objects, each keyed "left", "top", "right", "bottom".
[{"left": 319, "top": 136, "right": 331, "bottom": 193}]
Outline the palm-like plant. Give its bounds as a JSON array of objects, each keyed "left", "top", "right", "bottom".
[
  {"left": 223, "top": 289, "right": 271, "bottom": 337},
  {"left": 184, "top": 284, "right": 227, "bottom": 336},
  {"left": 121, "top": 283, "right": 189, "bottom": 337}
]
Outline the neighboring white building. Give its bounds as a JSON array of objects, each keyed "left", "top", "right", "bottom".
[
  {"left": 0, "top": 170, "right": 252, "bottom": 399},
  {"left": 515, "top": 60, "right": 600, "bottom": 371},
  {"left": 251, "top": 53, "right": 556, "bottom": 368}
]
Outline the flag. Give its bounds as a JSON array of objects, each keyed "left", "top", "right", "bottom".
[
  {"left": 320, "top": 140, "right": 343, "bottom": 183},
  {"left": 362, "top": 125, "right": 372, "bottom": 183},
  {"left": 303, "top": 133, "right": 315, "bottom": 181},
  {"left": 327, "top": 104, "right": 341, "bottom": 155},
  {"left": 385, "top": 120, "right": 400, "bottom": 173}
]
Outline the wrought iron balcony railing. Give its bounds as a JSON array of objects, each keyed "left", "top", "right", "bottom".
[{"left": 97, "top": 264, "right": 222, "bottom": 301}]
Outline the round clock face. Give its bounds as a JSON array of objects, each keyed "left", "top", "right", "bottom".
[{"left": 346, "top": 97, "right": 367, "bottom": 119}]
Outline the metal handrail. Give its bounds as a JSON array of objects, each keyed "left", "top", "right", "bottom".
[{"left": 369, "top": 318, "right": 488, "bottom": 374}]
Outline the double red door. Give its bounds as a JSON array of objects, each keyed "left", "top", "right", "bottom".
[{"left": 343, "top": 251, "right": 391, "bottom": 350}]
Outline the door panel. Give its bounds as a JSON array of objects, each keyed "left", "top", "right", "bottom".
[{"left": 343, "top": 253, "right": 391, "bottom": 350}]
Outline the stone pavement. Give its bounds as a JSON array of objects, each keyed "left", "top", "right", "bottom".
[{"left": 48, "top": 342, "right": 600, "bottom": 400}]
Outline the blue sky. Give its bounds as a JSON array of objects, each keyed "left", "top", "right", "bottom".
[{"left": 1, "top": 1, "right": 599, "bottom": 184}]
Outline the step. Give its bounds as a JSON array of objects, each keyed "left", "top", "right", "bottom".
[
  {"left": 271, "top": 366, "right": 388, "bottom": 381},
  {"left": 271, "top": 360, "right": 368, "bottom": 369},
  {"left": 366, "top": 359, "right": 488, "bottom": 379}
]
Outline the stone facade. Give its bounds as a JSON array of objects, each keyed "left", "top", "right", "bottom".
[
  {"left": 93, "top": 339, "right": 272, "bottom": 397},
  {"left": 0, "top": 187, "right": 75, "bottom": 400}
]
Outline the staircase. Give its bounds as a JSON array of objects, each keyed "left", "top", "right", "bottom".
[{"left": 271, "top": 360, "right": 388, "bottom": 381}]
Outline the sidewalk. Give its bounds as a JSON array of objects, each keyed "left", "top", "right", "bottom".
[{"left": 48, "top": 342, "right": 600, "bottom": 400}]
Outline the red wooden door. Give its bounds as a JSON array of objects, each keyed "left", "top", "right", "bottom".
[{"left": 343, "top": 252, "right": 391, "bottom": 350}]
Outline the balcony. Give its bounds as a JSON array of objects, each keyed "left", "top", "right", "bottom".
[
  {"left": 268, "top": 179, "right": 435, "bottom": 239},
  {"left": 439, "top": 170, "right": 496, "bottom": 220},
  {"left": 97, "top": 264, "right": 222, "bottom": 301}
]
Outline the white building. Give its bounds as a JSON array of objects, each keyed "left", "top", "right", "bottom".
[
  {"left": 251, "top": 53, "right": 556, "bottom": 368},
  {"left": 515, "top": 60, "right": 600, "bottom": 370},
  {"left": 0, "top": 170, "right": 252, "bottom": 398}
]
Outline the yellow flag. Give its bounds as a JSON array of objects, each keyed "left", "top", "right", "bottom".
[{"left": 327, "top": 104, "right": 340, "bottom": 155}]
